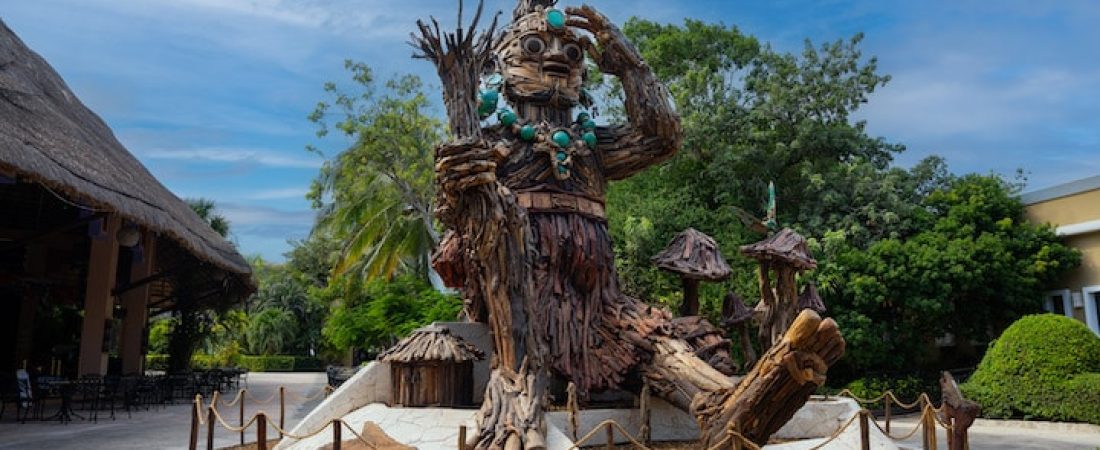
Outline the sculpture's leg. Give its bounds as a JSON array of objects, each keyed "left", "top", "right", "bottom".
[{"left": 471, "top": 365, "right": 547, "bottom": 450}]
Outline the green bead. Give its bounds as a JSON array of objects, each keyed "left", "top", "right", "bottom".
[
  {"left": 546, "top": 9, "right": 566, "bottom": 29},
  {"left": 582, "top": 119, "right": 596, "bottom": 130},
  {"left": 486, "top": 73, "right": 504, "bottom": 88},
  {"left": 551, "top": 130, "right": 571, "bottom": 148},
  {"left": 498, "top": 109, "right": 517, "bottom": 127},
  {"left": 583, "top": 131, "right": 597, "bottom": 148},
  {"left": 519, "top": 125, "right": 536, "bottom": 141},
  {"left": 556, "top": 151, "right": 568, "bottom": 162},
  {"left": 576, "top": 112, "right": 590, "bottom": 123},
  {"left": 480, "top": 90, "right": 499, "bottom": 107},
  {"left": 558, "top": 166, "right": 569, "bottom": 175}
]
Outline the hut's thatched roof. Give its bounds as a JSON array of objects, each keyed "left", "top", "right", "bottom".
[
  {"left": 0, "top": 20, "right": 252, "bottom": 287},
  {"left": 740, "top": 228, "right": 817, "bottom": 271},
  {"left": 379, "top": 326, "right": 484, "bottom": 364},
  {"left": 652, "top": 228, "right": 732, "bottom": 281}
]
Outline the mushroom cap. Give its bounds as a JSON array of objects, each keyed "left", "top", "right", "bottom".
[
  {"left": 798, "top": 282, "right": 827, "bottom": 314},
  {"left": 740, "top": 228, "right": 817, "bottom": 271},
  {"left": 379, "top": 325, "right": 485, "bottom": 363},
  {"left": 721, "top": 292, "right": 754, "bottom": 326},
  {"left": 651, "top": 228, "right": 732, "bottom": 281}
]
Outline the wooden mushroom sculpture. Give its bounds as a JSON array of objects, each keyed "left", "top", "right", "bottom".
[
  {"left": 721, "top": 291, "right": 758, "bottom": 372},
  {"left": 798, "top": 281, "right": 827, "bottom": 315},
  {"left": 740, "top": 228, "right": 817, "bottom": 350},
  {"left": 652, "top": 228, "right": 732, "bottom": 317}
]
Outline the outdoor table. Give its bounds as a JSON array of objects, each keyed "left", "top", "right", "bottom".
[{"left": 38, "top": 378, "right": 83, "bottom": 423}]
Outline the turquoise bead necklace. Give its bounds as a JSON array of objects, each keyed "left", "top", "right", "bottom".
[{"left": 478, "top": 73, "right": 597, "bottom": 181}]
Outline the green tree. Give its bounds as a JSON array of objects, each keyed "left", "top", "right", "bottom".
[
  {"left": 816, "top": 174, "right": 1080, "bottom": 375},
  {"left": 322, "top": 275, "right": 461, "bottom": 353},
  {"left": 308, "top": 61, "right": 444, "bottom": 281}
]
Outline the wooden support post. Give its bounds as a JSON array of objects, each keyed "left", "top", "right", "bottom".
[
  {"left": 859, "top": 410, "right": 870, "bottom": 450},
  {"left": 279, "top": 386, "right": 286, "bottom": 438},
  {"left": 240, "top": 391, "right": 246, "bottom": 445},
  {"left": 207, "top": 407, "right": 215, "bottom": 450},
  {"left": 605, "top": 422, "right": 614, "bottom": 449},
  {"left": 257, "top": 413, "right": 267, "bottom": 450},
  {"left": 189, "top": 400, "right": 199, "bottom": 450},
  {"left": 884, "top": 395, "right": 892, "bottom": 434},
  {"left": 78, "top": 215, "right": 121, "bottom": 376},
  {"left": 333, "top": 420, "right": 342, "bottom": 450},
  {"left": 121, "top": 233, "right": 155, "bottom": 374},
  {"left": 458, "top": 425, "right": 467, "bottom": 450}
]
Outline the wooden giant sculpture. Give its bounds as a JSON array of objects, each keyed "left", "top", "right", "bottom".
[{"left": 412, "top": 1, "right": 845, "bottom": 448}]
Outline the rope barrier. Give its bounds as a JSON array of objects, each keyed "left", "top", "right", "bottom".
[
  {"left": 219, "top": 389, "right": 246, "bottom": 407},
  {"left": 265, "top": 414, "right": 338, "bottom": 441},
  {"left": 566, "top": 419, "right": 651, "bottom": 449},
  {"left": 210, "top": 404, "right": 262, "bottom": 433},
  {"left": 246, "top": 390, "right": 281, "bottom": 404}
]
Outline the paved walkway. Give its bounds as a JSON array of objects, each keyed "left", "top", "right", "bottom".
[
  {"left": 0, "top": 372, "right": 327, "bottom": 450},
  {"left": 889, "top": 413, "right": 1100, "bottom": 450}
]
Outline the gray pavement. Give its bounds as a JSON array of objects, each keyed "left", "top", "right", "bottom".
[
  {"left": 889, "top": 413, "right": 1100, "bottom": 450},
  {"left": 0, "top": 372, "right": 327, "bottom": 450}
]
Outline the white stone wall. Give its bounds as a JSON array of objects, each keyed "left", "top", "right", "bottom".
[{"left": 274, "top": 361, "right": 391, "bottom": 450}]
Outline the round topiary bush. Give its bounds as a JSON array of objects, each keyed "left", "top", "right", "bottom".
[{"left": 962, "top": 314, "right": 1100, "bottom": 423}]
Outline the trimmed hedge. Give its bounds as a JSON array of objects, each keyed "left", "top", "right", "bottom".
[
  {"left": 961, "top": 314, "right": 1100, "bottom": 424},
  {"left": 144, "top": 354, "right": 324, "bottom": 372}
]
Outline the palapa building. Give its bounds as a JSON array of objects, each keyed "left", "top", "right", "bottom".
[{"left": 0, "top": 20, "right": 254, "bottom": 376}]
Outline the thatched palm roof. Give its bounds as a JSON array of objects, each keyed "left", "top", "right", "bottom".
[
  {"left": 0, "top": 20, "right": 252, "bottom": 285},
  {"left": 652, "top": 228, "right": 732, "bottom": 281},
  {"left": 379, "top": 326, "right": 484, "bottom": 364}
]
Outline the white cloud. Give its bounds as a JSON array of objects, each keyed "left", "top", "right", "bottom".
[
  {"left": 142, "top": 148, "right": 323, "bottom": 169},
  {"left": 244, "top": 187, "right": 311, "bottom": 200},
  {"left": 218, "top": 203, "right": 315, "bottom": 227}
]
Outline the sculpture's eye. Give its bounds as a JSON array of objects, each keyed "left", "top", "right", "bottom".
[
  {"left": 563, "top": 43, "right": 583, "bottom": 61},
  {"left": 523, "top": 36, "right": 546, "bottom": 54}
]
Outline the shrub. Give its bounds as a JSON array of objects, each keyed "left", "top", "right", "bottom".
[
  {"left": 143, "top": 354, "right": 324, "bottom": 372},
  {"left": 961, "top": 314, "right": 1100, "bottom": 424},
  {"left": 841, "top": 373, "right": 936, "bottom": 405}
]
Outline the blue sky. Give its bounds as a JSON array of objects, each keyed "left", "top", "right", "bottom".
[{"left": 4, "top": 0, "right": 1099, "bottom": 261}]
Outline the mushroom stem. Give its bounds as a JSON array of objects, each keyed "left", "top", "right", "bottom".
[
  {"left": 680, "top": 277, "right": 700, "bottom": 316},
  {"left": 738, "top": 323, "right": 757, "bottom": 371}
]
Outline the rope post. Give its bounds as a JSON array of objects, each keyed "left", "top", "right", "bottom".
[
  {"left": 858, "top": 410, "right": 870, "bottom": 450},
  {"left": 333, "top": 419, "right": 342, "bottom": 450},
  {"left": 207, "top": 406, "right": 216, "bottom": 450},
  {"left": 458, "top": 425, "right": 467, "bottom": 450},
  {"left": 884, "top": 394, "right": 892, "bottom": 433},
  {"left": 240, "top": 390, "right": 246, "bottom": 446},
  {"left": 257, "top": 413, "right": 268, "bottom": 450},
  {"left": 189, "top": 399, "right": 199, "bottom": 450},
  {"left": 279, "top": 386, "right": 286, "bottom": 439},
  {"left": 605, "top": 421, "right": 614, "bottom": 449}
]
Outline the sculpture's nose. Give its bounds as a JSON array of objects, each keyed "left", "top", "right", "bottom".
[{"left": 545, "top": 37, "right": 568, "bottom": 63}]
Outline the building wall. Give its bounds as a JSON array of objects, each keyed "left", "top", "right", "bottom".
[{"left": 1025, "top": 185, "right": 1100, "bottom": 334}]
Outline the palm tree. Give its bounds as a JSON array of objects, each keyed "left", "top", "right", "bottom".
[
  {"left": 309, "top": 66, "right": 444, "bottom": 282},
  {"left": 187, "top": 198, "right": 230, "bottom": 237}
]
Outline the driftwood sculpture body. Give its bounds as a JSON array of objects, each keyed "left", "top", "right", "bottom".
[{"left": 413, "top": 1, "right": 845, "bottom": 448}]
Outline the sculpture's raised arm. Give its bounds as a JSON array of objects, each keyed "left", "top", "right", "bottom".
[{"left": 567, "top": 5, "right": 682, "bottom": 180}]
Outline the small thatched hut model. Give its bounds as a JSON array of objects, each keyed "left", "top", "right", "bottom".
[
  {"left": 798, "top": 282, "right": 826, "bottom": 315},
  {"left": 740, "top": 228, "right": 817, "bottom": 349},
  {"left": 652, "top": 228, "right": 732, "bottom": 316},
  {"left": 379, "top": 325, "right": 484, "bottom": 407},
  {"left": 721, "top": 292, "right": 757, "bottom": 372}
]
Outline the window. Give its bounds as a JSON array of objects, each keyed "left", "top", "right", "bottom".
[
  {"left": 1045, "top": 290, "right": 1072, "bottom": 317},
  {"left": 1083, "top": 286, "right": 1100, "bottom": 336}
]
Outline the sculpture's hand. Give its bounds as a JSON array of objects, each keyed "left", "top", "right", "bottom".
[
  {"left": 566, "top": 5, "right": 644, "bottom": 77},
  {"left": 436, "top": 140, "right": 508, "bottom": 195}
]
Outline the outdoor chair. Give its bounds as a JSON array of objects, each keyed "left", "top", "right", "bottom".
[{"left": 14, "top": 370, "right": 43, "bottom": 423}]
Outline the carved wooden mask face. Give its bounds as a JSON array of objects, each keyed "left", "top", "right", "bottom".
[{"left": 495, "top": 12, "right": 585, "bottom": 108}]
